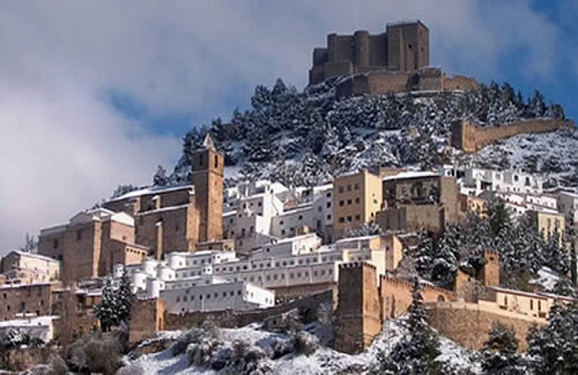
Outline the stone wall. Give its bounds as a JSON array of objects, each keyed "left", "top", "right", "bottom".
[
  {"left": 443, "top": 74, "right": 480, "bottom": 91},
  {"left": 377, "top": 204, "right": 445, "bottom": 234},
  {"left": 451, "top": 119, "right": 574, "bottom": 153},
  {"left": 426, "top": 301, "right": 545, "bottom": 351},
  {"left": 379, "top": 275, "right": 455, "bottom": 320},
  {"left": 129, "top": 290, "right": 334, "bottom": 344},
  {"left": 335, "top": 67, "right": 443, "bottom": 98},
  {"left": 0, "top": 283, "right": 55, "bottom": 321},
  {"left": 129, "top": 298, "right": 166, "bottom": 343}
]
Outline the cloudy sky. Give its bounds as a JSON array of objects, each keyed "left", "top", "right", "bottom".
[{"left": 0, "top": 0, "right": 576, "bottom": 251}]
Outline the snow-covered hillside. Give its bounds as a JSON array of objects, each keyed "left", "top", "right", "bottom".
[
  {"left": 120, "top": 319, "right": 480, "bottom": 375},
  {"left": 463, "top": 128, "right": 578, "bottom": 188},
  {"left": 163, "top": 78, "right": 569, "bottom": 190}
]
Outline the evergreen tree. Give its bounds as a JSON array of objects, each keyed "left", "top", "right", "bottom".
[
  {"left": 94, "top": 277, "right": 118, "bottom": 332},
  {"left": 487, "top": 196, "right": 512, "bottom": 238},
  {"left": 527, "top": 302, "right": 578, "bottom": 374},
  {"left": 372, "top": 278, "right": 442, "bottom": 374},
  {"left": 94, "top": 271, "right": 133, "bottom": 331},
  {"left": 410, "top": 229, "right": 436, "bottom": 280},
  {"left": 543, "top": 226, "right": 569, "bottom": 275},
  {"left": 565, "top": 211, "right": 577, "bottom": 286},
  {"left": 110, "top": 184, "right": 138, "bottom": 199},
  {"left": 116, "top": 268, "right": 133, "bottom": 325},
  {"left": 19, "top": 233, "right": 37, "bottom": 253},
  {"left": 152, "top": 165, "right": 168, "bottom": 186},
  {"left": 481, "top": 322, "right": 526, "bottom": 375}
]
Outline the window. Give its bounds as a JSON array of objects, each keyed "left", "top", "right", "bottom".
[
  {"left": 327, "top": 214, "right": 332, "bottom": 220},
  {"left": 355, "top": 197, "right": 360, "bottom": 204},
  {"left": 326, "top": 192, "right": 331, "bottom": 198},
  {"left": 326, "top": 202, "right": 331, "bottom": 208},
  {"left": 298, "top": 215, "right": 303, "bottom": 220},
  {"left": 338, "top": 186, "right": 344, "bottom": 193},
  {"left": 339, "top": 200, "right": 344, "bottom": 207},
  {"left": 347, "top": 185, "right": 352, "bottom": 191},
  {"left": 214, "top": 154, "right": 218, "bottom": 168},
  {"left": 280, "top": 220, "right": 284, "bottom": 226},
  {"left": 347, "top": 199, "right": 352, "bottom": 205},
  {"left": 339, "top": 217, "right": 345, "bottom": 223},
  {"left": 354, "top": 183, "right": 360, "bottom": 190},
  {"left": 355, "top": 214, "right": 361, "bottom": 221},
  {"left": 281, "top": 229, "right": 286, "bottom": 235},
  {"left": 199, "top": 154, "right": 204, "bottom": 167},
  {"left": 76, "top": 230, "right": 82, "bottom": 241},
  {"left": 53, "top": 239, "right": 58, "bottom": 249},
  {"left": 347, "top": 216, "right": 352, "bottom": 222}
]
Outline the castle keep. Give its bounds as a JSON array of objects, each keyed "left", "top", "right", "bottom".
[
  {"left": 309, "top": 20, "right": 430, "bottom": 84},
  {"left": 309, "top": 20, "right": 479, "bottom": 96}
]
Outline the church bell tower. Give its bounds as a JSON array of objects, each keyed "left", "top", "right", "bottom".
[{"left": 190, "top": 134, "right": 224, "bottom": 243}]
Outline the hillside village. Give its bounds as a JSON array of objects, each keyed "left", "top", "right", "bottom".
[{"left": 2, "top": 19, "right": 578, "bottom": 374}]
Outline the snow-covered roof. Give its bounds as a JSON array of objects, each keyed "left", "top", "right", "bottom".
[
  {"left": 110, "top": 212, "right": 135, "bottom": 226},
  {"left": 0, "top": 316, "right": 56, "bottom": 328},
  {"left": 69, "top": 207, "right": 116, "bottom": 225},
  {"left": 382, "top": 171, "right": 439, "bottom": 181},
  {"left": 335, "top": 235, "right": 381, "bottom": 244},
  {"left": 39, "top": 224, "right": 68, "bottom": 236},
  {"left": 107, "top": 184, "right": 194, "bottom": 203},
  {"left": 267, "top": 232, "right": 320, "bottom": 245},
  {"left": 6, "top": 250, "right": 60, "bottom": 263}
]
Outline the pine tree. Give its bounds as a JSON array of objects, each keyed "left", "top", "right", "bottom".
[
  {"left": 487, "top": 196, "right": 512, "bottom": 238},
  {"left": 372, "top": 278, "right": 442, "bottom": 374},
  {"left": 152, "top": 165, "right": 168, "bottom": 186},
  {"left": 410, "top": 229, "right": 436, "bottom": 280},
  {"left": 94, "top": 271, "right": 133, "bottom": 331},
  {"left": 116, "top": 268, "right": 133, "bottom": 325},
  {"left": 481, "top": 322, "right": 526, "bottom": 375},
  {"left": 527, "top": 302, "right": 578, "bottom": 374},
  {"left": 565, "top": 211, "right": 577, "bottom": 285},
  {"left": 94, "top": 277, "right": 118, "bottom": 332}
]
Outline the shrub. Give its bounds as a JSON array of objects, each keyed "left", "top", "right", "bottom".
[
  {"left": 293, "top": 331, "right": 317, "bottom": 356},
  {"left": 68, "top": 333, "right": 122, "bottom": 375},
  {"left": 171, "top": 320, "right": 219, "bottom": 357},
  {"left": 270, "top": 337, "right": 293, "bottom": 359},
  {"left": 186, "top": 333, "right": 218, "bottom": 367},
  {"left": 116, "top": 361, "right": 146, "bottom": 375},
  {"left": 46, "top": 355, "right": 68, "bottom": 375}
]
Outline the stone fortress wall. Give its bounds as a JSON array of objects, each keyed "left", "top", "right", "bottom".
[
  {"left": 451, "top": 118, "right": 574, "bottom": 153},
  {"left": 335, "top": 69, "right": 479, "bottom": 97},
  {"left": 425, "top": 301, "right": 544, "bottom": 351}
]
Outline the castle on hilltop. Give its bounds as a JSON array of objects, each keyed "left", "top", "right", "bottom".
[
  {"left": 309, "top": 20, "right": 479, "bottom": 96},
  {"left": 309, "top": 20, "right": 430, "bottom": 84}
]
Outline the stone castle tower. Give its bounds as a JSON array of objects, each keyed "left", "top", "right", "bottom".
[
  {"left": 190, "top": 134, "right": 224, "bottom": 243},
  {"left": 309, "top": 20, "right": 430, "bottom": 84},
  {"left": 334, "top": 262, "right": 381, "bottom": 354}
]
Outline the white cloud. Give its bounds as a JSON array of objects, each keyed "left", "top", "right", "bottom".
[{"left": 0, "top": 1, "right": 569, "bottom": 250}]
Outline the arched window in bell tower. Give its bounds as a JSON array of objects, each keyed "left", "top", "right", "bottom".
[{"left": 214, "top": 154, "right": 218, "bottom": 168}]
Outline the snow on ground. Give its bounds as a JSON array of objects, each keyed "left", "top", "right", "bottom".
[
  {"left": 530, "top": 267, "right": 561, "bottom": 291},
  {"left": 123, "top": 318, "right": 479, "bottom": 374},
  {"left": 465, "top": 128, "right": 578, "bottom": 188}
]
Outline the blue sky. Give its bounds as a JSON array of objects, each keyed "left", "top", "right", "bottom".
[{"left": 0, "top": 0, "right": 577, "bottom": 250}]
